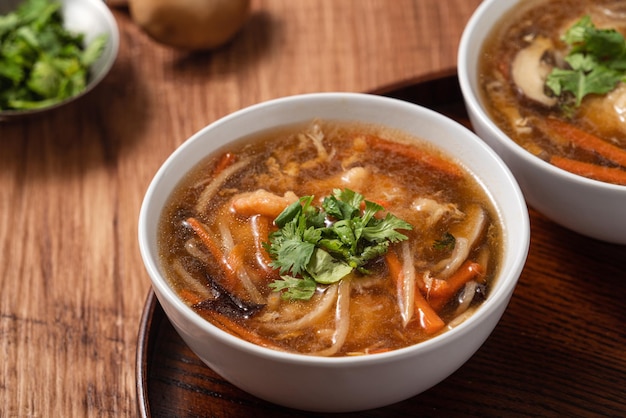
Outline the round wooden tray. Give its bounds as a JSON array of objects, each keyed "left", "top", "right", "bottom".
[{"left": 136, "top": 72, "right": 626, "bottom": 417}]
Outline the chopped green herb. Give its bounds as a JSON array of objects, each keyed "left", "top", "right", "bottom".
[
  {"left": 433, "top": 232, "right": 456, "bottom": 251},
  {"left": 267, "top": 275, "right": 317, "bottom": 301},
  {"left": 0, "top": 0, "right": 108, "bottom": 111},
  {"left": 265, "top": 189, "right": 413, "bottom": 300},
  {"left": 546, "top": 15, "right": 626, "bottom": 107}
]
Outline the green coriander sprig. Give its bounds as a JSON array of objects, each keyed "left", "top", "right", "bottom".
[
  {"left": 546, "top": 15, "right": 626, "bottom": 108},
  {"left": 264, "top": 188, "right": 413, "bottom": 300}
]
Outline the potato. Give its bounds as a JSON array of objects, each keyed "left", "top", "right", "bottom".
[{"left": 129, "top": 0, "right": 251, "bottom": 50}]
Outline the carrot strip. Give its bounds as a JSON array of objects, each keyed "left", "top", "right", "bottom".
[
  {"left": 542, "top": 118, "right": 626, "bottom": 168},
  {"left": 365, "top": 135, "right": 463, "bottom": 179},
  {"left": 428, "top": 261, "right": 484, "bottom": 311},
  {"left": 213, "top": 152, "right": 237, "bottom": 176},
  {"left": 186, "top": 217, "right": 237, "bottom": 285},
  {"left": 385, "top": 249, "right": 403, "bottom": 280},
  {"left": 550, "top": 156, "right": 626, "bottom": 186},
  {"left": 178, "top": 288, "right": 204, "bottom": 306},
  {"left": 207, "top": 310, "right": 283, "bottom": 350},
  {"left": 414, "top": 287, "right": 445, "bottom": 334},
  {"left": 386, "top": 250, "right": 444, "bottom": 334}
]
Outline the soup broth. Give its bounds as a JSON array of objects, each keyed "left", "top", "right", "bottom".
[
  {"left": 158, "top": 120, "right": 502, "bottom": 356},
  {"left": 479, "top": 0, "right": 626, "bottom": 185}
]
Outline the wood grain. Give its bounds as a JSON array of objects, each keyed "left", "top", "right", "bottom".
[{"left": 0, "top": 1, "right": 481, "bottom": 416}]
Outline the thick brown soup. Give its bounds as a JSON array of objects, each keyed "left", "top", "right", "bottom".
[
  {"left": 479, "top": 0, "right": 626, "bottom": 185},
  {"left": 158, "top": 120, "right": 502, "bottom": 356}
]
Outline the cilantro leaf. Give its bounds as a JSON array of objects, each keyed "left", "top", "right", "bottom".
[
  {"left": 306, "top": 248, "right": 353, "bottom": 284},
  {"left": 362, "top": 213, "right": 412, "bottom": 243},
  {"left": 81, "top": 34, "right": 107, "bottom": 67},
  {"left": 0, "top": 13, "right": 20, "bottom": 39},
  {"left": 356, "top": 241, "right": 390, "bottom": 268},
  {"left": 268, "top": 276, "right": 317, "bottom": 300},
  {"left": 265, "top": 188, "right": 413, "bottom": 300},
  {"left": 273, "top": 199, "right": 303, "bottom": 227},
  {"left": 546, "top": 65, "right": 623, "bottom": 107},
  {"left": 546, "top": 15, "right": 626, "bottom": 107},
  {"left": 331, "top": 219, "right": 358, "bottom": 250},
  {"left": 270, "top": 236, "right": 316, "bottom": 276},
  {"left": 266, "top": 220, "right": 319, "bottom": 276},
  {"left": 336, "top": 188, "right": 363, "bottom": 208},
  {"left": 323, "top": 191, "right": 359, "bottom": 220},
  {"left": 361, "top": 199, "right": 384, "bottom": 226},
  {"left": 27, "top": 57, "right": 62, "bottom": 97}
]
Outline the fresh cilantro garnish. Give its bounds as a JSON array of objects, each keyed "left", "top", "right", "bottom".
[
  {"left": 433, "top": 232, "right": 456, "bottom": 251},
  {"left": 267, "top": 276, "right": 317, "bottom": 301},
  {"left": 546, "top": 15, "right": 626, "bottom": 107},
  {"left": 265, "top": 189, "right": 413, "bottom": 300},
  {"left": 0, "top": 0, "right": 108, "bottom": 111}
]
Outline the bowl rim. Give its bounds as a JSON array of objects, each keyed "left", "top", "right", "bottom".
[
  {"left": 138, "top": 92, "right": 530, "bottom": 365},
  {"left": 0, "top": 0, "right": 120, "bottom": 120},
  {"left": 457, "top": 0, "right": 626, "bottom": 192}
]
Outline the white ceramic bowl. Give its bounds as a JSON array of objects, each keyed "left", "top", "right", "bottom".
[
  {"left": 458, "top": 0, "right": 626, "bottom": 244},
  {"left": 138, "top": 93, "right": 530, "bottom": 412},
  {"left": 0, "top": 0, "right": 119, "bottom": 121}
]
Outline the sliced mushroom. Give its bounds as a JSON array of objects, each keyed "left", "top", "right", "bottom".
[{"left": 511, "top": 36, "right": 558, "bottom": 107}]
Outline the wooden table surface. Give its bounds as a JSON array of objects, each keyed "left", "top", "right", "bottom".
[{"left": 2, "top": 1, "right": 625, "bottom": 417}]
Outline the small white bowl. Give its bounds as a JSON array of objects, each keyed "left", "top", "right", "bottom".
[
  {"left": 458, "top": 0, "right": 626, "bottom": 244},
  {"left": 138, "top": 93, "right": 530, "bottom": 412},
  {"left": 0, "top": 0, "right": 119, "bottom": 121}
]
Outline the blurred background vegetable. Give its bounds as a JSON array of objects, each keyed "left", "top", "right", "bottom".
[{"left": 128, "top": 0, "right": 251, "bottom": 50}]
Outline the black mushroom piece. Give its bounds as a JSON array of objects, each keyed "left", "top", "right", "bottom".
[
  {"left": 180, "top": 255, "right": 265, "bottom": 319},
  {"left": 511, "top": 36, "right": 558, "bottom": 107},
  {"left": 195, "top": 271, "right": 265, "bottom": 320}
]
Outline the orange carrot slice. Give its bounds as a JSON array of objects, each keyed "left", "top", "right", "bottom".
[
  {"left": 428, "top": 261, "right": 484, "bottom": 311},
  {"left": 386, "top": 250, "right": 444, "bottom": 334},
  {"left": 414, "top": 288, "right": 445, "bottom": 334},
  {"left": 365, "top": 135, "right": 463, "bottom": 179},
  {"left": 186, "top": 217, "right": 237, "bottom": 285},
  {"left": 550, "top": 156, "right": 626, "bottom": 185},
  {"left": 213, "top": 152, "right": 237, "bottom": 176},
  {"left": 542, "top": 118, "right": 626, "bottom": 168},
  {"left": 207, "top": 310, "right": 282, "bottom": 350},
  {"left": 178, "top": 288, "right": 204, "bottom": 306}
]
